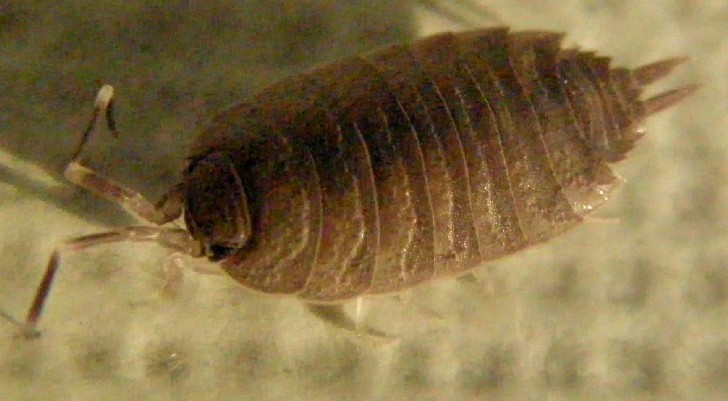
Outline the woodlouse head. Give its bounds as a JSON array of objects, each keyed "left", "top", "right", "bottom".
[{"left": 182, "top": 151, "right": 253, "bottom": 261}]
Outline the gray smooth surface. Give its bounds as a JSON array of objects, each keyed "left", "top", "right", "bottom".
[{"left": 1, "top": 1, "right": 726, "bottom": 400}]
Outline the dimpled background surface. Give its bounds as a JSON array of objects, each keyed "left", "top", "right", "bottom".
[{"left": 0, "top": 1, "right": 725, "bottom": 400}]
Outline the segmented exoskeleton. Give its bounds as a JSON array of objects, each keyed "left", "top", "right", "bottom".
[
  {"left": 186, "top": 28, "right": 694, "bottom": 301},
  {"left": 2, "top": 28, "right": 695, "bottom": 337}
]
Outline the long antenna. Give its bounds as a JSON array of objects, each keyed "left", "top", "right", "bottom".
[{"left": 68, "top": 84, "right": 119, "bottom": 162}]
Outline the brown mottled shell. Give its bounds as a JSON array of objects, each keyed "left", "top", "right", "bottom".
[{"left": 188, "top": 28, "right": 693, "bottom": 302}]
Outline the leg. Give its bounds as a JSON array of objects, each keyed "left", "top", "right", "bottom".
[
  {"left": 306, "top": 303, "right": 394, "bottom": 341},
  {"left": 159, "top": 252, "right": 224, "bottom": 298},
  {"left": 416, "top": 0, "right": 503, "bottom": 27},
  {"left": 2, "top": 226, "right": 202, "bottom": 338},
  {"left": 456, "top": 272, "right": 478, "bottom": 283}
]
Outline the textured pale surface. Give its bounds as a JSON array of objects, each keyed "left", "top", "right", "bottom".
[{"left": 0, "top": 1, "right": 726, "bottom": 400}]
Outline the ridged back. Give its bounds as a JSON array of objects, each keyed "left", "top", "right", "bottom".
[{"left": 188, "top": 28, "right": 690, "bottom": 301}]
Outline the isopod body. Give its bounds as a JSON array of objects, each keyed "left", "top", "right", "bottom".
[
  {"left": 184, "top": 28, "right": 694, "bottom": 302},
  {"left": 4, "top": 27, "right": 696, "bottom": 336}
]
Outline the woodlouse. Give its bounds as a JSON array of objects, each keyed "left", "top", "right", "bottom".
[{"left": 2, "top": 28, "right": 695, "bottom": 337}]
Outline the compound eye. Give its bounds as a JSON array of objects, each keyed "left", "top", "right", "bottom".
[{"left": 207, "top": 244, "right": 236, "bottom": 262}]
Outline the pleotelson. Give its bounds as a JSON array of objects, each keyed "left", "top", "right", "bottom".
[{"left": 188, "top": 28, "right": 687, "bottom": 302}]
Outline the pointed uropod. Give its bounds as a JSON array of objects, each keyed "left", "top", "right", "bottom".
[{"left": 632, "top": 57, "right": 690, "bottom": 85}]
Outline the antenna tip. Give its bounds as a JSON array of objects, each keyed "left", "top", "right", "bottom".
[{"left": 94, "top": 84, "right": 114, "bottom": 109}]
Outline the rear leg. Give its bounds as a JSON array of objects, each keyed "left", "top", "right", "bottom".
[
  {"left": 306, "top": 301, "right": 396, "bottom": 341},
  {"left": 415, "top": 0, "right": 503, "bottom": 27}
]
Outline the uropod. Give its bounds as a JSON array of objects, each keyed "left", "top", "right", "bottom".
[{"left": 2, "top": 28, "right": 696, "bottom": 337}]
